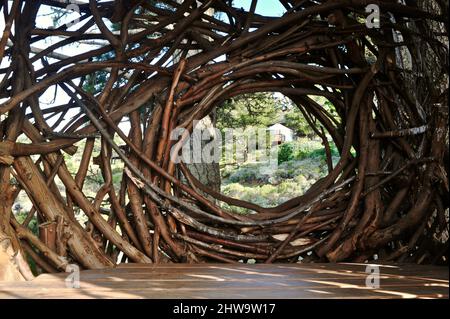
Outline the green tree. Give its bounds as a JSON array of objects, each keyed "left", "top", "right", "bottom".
[
  {"left": 216, "top": 93, "right": 284, "bottom": 131},
  {"left": 284, "top": 108, "right": 315, "bottom": 137}
]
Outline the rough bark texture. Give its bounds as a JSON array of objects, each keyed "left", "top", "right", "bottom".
[
  {"left": 0, "top": 0, "right": 448, "bottom": 279},
  {"left": 184, "top": 114, "right": 221, "bottom": 201}
]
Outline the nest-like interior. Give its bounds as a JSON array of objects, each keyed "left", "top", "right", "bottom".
[{"left": 0, "top": 0, "right": 448, "bottom": 273}]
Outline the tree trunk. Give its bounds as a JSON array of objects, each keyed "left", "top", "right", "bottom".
[{"left": 184, "top": 113, "right": 221, "bottom": 201}]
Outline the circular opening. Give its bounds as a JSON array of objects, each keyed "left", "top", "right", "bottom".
[
  {"left": 215, "top": 92, "right": 340, "bottom": 213},
  {"left": 179, "top": 90, "right": 343, "bottom": 217}
]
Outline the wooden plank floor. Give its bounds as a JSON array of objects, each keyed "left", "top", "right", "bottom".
[{"left": 0, "top": 263, "right": 448, "bottom": 299}]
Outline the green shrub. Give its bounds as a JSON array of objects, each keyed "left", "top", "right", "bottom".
[
  {"left": 295, "top": 139, "right": 339, "bottom": 161},
  {"left": 220, "top": 137, "right": 342, "bottom": 215},
  {"left": 228, "top": 166, "right": 258, "bottom": 184},
  {"left": 278, "top": 142, "right": 295, "bottom": 164},
  {"left": 14, "top": 211, "right": 38, "bottom": 236}
]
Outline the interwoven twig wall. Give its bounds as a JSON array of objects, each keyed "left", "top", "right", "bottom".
[{"left": 0, "top": 0, "right": 448, "bottom": 275}]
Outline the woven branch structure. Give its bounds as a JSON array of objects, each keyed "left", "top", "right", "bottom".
[{"left": 0, "top": 0, "right": 448, "bottom": 277}]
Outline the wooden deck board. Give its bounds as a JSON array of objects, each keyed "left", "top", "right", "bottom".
[{"left": 0, "top": 263, "right": 447, "bottom": 299}]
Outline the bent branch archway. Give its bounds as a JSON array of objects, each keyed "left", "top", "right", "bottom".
[{"left": 0, "top": 0, "right": 448, "bottom": 279}]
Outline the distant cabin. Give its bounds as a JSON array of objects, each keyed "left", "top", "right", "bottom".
[{"left": 268, "top": 123, "right": 295, "bottom": 145}]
